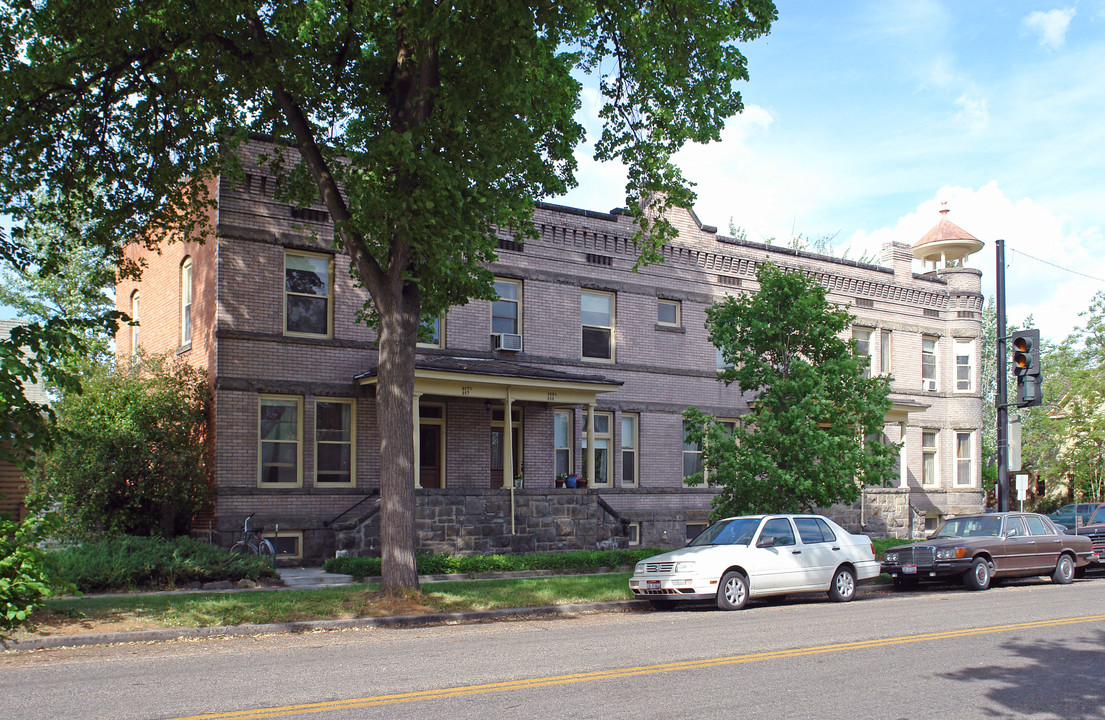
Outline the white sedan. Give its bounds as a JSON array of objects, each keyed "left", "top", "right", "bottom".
[{"left": 628, "top": 514, "right": 880, "bottom": 610}]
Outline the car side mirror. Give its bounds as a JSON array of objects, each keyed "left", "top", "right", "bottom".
[
  {"left": 757, "top": 536, "right": 776, "bottom": 548},
  {"left": 1006, "top": 528, "right": 1018, "bottom": 537}
]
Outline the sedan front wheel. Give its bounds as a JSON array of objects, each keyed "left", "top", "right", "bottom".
[
  {"left": 963, "top": 557, "right": 992, "bottom": 591},
  {"left": 717, "top": 571, "right": 749, "bottom": 611},
  {"left": 828, "top": 566, "right": 857, "bottom": 602}
]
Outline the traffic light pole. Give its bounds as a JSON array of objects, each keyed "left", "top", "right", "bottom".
[{"left": 996, "top": 239, "right": 1009, "bottom": 512}]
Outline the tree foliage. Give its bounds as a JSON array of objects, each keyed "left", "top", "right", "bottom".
[
  {"left": 1022, "top": 292, "right": 1105, "bottom": 502},
  {"left": 0, "top": 0, "right": 777, "bottom": 589},
  {"left": 0, "top": 503, "right": 64, "bottom": 635},
  {"left": 29, "top": 354, "right": 212, "bottom": 540},
  {"left": 684, "top": 262, "right": 898, "bottom": 519}
]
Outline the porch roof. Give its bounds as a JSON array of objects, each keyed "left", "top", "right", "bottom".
[
  {"left": 355, "top": 356, "right": 623, "bottom": 404},
  {"left": 886, "top": 395, "right": 930, "bottom": 423}
]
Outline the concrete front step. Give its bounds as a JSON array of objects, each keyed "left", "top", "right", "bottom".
[{"left": 278, "top": 568, "right": 355, "bottom": 587}]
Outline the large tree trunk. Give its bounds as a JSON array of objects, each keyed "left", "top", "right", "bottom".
[{"left": 375, "top": 278, "right": 422, "bottom": 592}]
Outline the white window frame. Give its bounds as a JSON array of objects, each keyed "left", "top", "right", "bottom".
[
  {"left": 554, "top": 409, "right": 573, "bottom": 481},
  {"left": 264, "top": 530, "right": 303, "bottom": 561},
  {"left": 583, "top": 411, "right": 613, "bottom": 486},
  {"left": 922, "top": 336, "right": 938, "bottom": 388},
  {"left": 853, "top": 327, "right": 872, "bottom": 377},
  {"left": 130, "top": 290, "right": 140, "bottom": 357},
  {"left": 180, "top": 256, "right": 193, "bottom": 348},
  {"left": 921, "top": 429, "right": 938, "bottom": 487},
  {"left": 621, "top": 412, "right": 639, "bottom": 488},
  {"left": 657, "top": 298, "right": 681, "bottom": 327},
  {"left": 880, "top": 329, "right": 892, "bottom": 375},
  {"left": 315, "top": 398, "right": 355, "bottom": 487},
  {"left": 418, "top": 316, "right": 445, "bottom": 348},
  {"left": 954, "top": 338, "right": 974, "bottom": 393},
  {"left": 955, "top": 431, "right": 974, "bottom": 487},
  {"left": 491, "top": 278, "right": 522, "bottom": 336},
  {"left": 259, "top": 395, "right": 303, "bottom": 487},
  {"left": 284, "top": 250, "right": 333, "bottom": 338},
  {"left": 627, "top": 522, "right": 641, "bottom": 546},
  {"left": 581, "top": 290, "right": 615, "bottom": 362}
]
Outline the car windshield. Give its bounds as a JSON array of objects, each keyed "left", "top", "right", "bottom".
[
  {"left": 688, "top": 517, "right": 761, "bottom": 546},
  {"left": 930, "top": 516, "right": 1002, "bottom": 539}
]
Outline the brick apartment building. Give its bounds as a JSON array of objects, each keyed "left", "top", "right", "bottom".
[{"left": 117, "top": 137, "right": 985, "bottom": 562}]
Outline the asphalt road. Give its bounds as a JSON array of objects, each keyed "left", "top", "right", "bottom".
[{"left": 4, "top": 578, "right": 1105, "bottom": 720}]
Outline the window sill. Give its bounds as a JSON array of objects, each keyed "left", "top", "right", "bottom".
[
  {"left": 176, "top": 342, "right": 192, "bottom": 355},
  {"left": 654, "top": 324, "right": 686, "bottom": 334}
]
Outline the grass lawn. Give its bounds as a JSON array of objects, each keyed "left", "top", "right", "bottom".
[{"left": 18, "top": 573, "right": 637, "bottom": 639}]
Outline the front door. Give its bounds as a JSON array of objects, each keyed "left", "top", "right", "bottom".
[{"left": 419, "top": 423, "right": 443, "bottom": 488}]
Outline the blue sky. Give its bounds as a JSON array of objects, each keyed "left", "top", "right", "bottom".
[
  {"left": 554, "top": 0, "right": 1105, "bottom": 342},
  {"left": 4, "top": 1, "right": 1103, "bottom": 342}
]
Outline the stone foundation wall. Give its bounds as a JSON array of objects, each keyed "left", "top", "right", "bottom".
[
  {"left": 336, "top": 488, "right": 627, "bottom": 558},
  {"left": 824, "top": 486, "right": 986, "bottom": 540}
]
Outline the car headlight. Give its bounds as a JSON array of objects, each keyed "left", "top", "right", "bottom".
[
  {"left": 673, "top": 561, "right": 696, "bottom": 574},
  {"left": 885, "top": 552, "right": 899, "bottom": 564},
  {"left": 935, "top": 547, "right": 967, "bottom": 560},
  {"left": 634, "top": 562, "right": 646, "bottom": 574}
]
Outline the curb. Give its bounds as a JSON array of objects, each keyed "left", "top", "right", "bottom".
[{"left": 2, "top": 599, "right": 650, "bottom": 653}]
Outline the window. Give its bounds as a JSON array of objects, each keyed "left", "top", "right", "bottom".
[
  {"left": 683, "top": 420, "right": 703, "bottom": 479},
  {"left": 264, "top": 530, "right": 302, "bottom": 560},
  {"left": 285, "top": 251, "right": 332, "bottom": 336},
  {"left": 922, "top": 430, "right": 938, "bottom": 486},
  {"left": 853, "top": 327, "right": 872, "bottom": 377},
  {"left": 880, "top": 329, "right": 892, "bottom": 375},
  {"left": 418, "top": 316, "right": 444, "bottom": 348},
  {"left": 657, "top": 299, "right": 681, "bottom": 327},
  {"left": 759, "top": 518, "right": 796, "bottom": 547},
  {"left": 955, "top": 339, "right": 974, "bottom": 392},
  {"left": 180, "top": 257, "right": 192, "bottom": 347},
  {"left": 621, "top": 413, "right": 638, "bottom": 487},
  {"left": 956, "top": 431, "right": 973, "bottom": 486},
  {"left": 554, "top": 410, "right": 573, "bottom": 479},
  {"left": 491, "top": 278, "right": 521, "bottom": 335},
  {"left": 581, "top": 290, "right": 614, "bottom": 360},
  {"left": 716, "top": 347, "right": 734, "bottom": 371},
  {"left": 924, "top": 515, "right": 941, "bottom": 532},
  {"left": 259, "top": 396, "right": 302, "bottom": 486},
  {"left": 583, "top": 411, "right": 612, "bottom": 485},
  {"left": 129, "top": 291, "right": 140, "bottom": 356},
  {"left": 316, "top": 399, "right": 354, "bottom": 486},
  {"left": 686, "top": 522, "right": 707, "bottom": 542},
  {"left": 1024, "top": 515, "right": 1051, "bottom": 536},
  {"left": 627, "top": 522, "right": 641, "bottom": 546},
  {"left": 795, "top": 517, "right": 837, "bottom": 543},
  {"left": 922, "top": 336, "right": 937, "bottom": 387}
]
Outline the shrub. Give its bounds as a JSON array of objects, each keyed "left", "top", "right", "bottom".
[
  {"left": 323, "top": 548, "right": 660, "bottom": 578},
  {"left": 1, "top": 509, "right": 64, "bottom": 634},
  {"left": 47, "top": 536, "right": 279, "bottom": 593}
]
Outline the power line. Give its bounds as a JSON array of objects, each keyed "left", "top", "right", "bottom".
[{"left": 1009, "top": 248, "right": 1105, "bottom": 283}]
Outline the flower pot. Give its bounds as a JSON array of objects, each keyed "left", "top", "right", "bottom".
[{"left": 565, "top": 474, "right": 578, "bottom": 488}]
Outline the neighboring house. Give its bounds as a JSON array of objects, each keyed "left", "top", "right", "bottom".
[
  {"left": 0, "top": 318, "right": 50, "bottom": 520},
  {"left": 117, "top": 136, "right": 985, "bottom": 561}
]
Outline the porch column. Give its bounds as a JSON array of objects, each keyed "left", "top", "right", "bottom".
[
  {"left": 586, "top": 402, "right": 596, "bottom": 484},
  {"left": 413, "top": 392, "right": 422, "bottom": 488},
  {"left": 503, "top": 390, "right": 514, "bottom": 489},
  {"left": 898, "top": 422, "right": 908, "bottom": 489}
]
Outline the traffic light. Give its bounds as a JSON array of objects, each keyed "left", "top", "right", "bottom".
[{"left": 1011, "top": 328, "right": 1043, "bottom": 408}]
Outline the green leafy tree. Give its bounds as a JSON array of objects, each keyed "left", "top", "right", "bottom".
[
  {"left": 0, "top": 0, "right": 776, "bottom": 590},
  {"left": 683, "top": 262, "right": 898, "bottom": 519},
  {"left": 30, "top": 354, "right": 212, "bottom": 540}
]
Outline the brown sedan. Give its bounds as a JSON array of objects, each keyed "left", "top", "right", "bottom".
[{"left": 882, "top": 512, "right": 1096, "bottom": 591}]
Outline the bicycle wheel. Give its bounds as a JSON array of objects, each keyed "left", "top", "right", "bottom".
[
  {"left": 230, "top": 542, "right": 254, "bottom": 555},
  {"left": 258, "top": 539, "right": 276, "bottom": 562}
]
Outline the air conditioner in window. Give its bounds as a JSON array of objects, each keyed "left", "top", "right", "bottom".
[
  {"left": 922, "top": 379, "right": 937, "bottom": 392},
  {"left": 493, "top": 333, "right": 523, "bottom": 352}
]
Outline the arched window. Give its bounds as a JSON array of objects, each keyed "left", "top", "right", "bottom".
[
  {"left": 130, "top": 290, "right": 140, "bottom": 356},
  {"left": 180, "top": 256, "right": 193, "bottom": 346}
]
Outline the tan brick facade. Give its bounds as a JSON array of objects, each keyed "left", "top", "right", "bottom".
[{"left": 118, "top": 137, "right": 984, "bottom": 560}]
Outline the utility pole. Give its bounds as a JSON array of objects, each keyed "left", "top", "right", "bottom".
[{"left": 996, "top": 239, "right": 1009, "bottom": 512}]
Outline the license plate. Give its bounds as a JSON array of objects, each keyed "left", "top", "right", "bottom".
[
  {"left": 903, "top": 564, "right": 917, "bottom": 575},
  {"left": 647, "top": 580, "right": 661, "bottom": 590}
]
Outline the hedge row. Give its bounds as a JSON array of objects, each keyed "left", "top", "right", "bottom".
[
  {"left": 323, "top": 548, "right": 662, "bottom": 578},
  {"left": 48, "top": 536, "right": 280, "bottom": 593}
]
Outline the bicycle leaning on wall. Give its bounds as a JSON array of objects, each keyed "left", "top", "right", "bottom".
[{"left": 230, "top": 512, "right": 276, "bottom": 562}]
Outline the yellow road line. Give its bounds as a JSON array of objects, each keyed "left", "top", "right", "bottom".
[{"left": 167, "top": 613, "right": 1105, "bottom": 720}]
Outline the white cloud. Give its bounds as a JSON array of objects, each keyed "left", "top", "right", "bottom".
[
  {"left": 954, "top": 92, "right": 990, "bottom": 133},
  {"left": 1023, "top": 8, "right": 1077, "bottom": 50},
  {"left": 840, "top": 182, "right": 1105, "bottom": 342}
]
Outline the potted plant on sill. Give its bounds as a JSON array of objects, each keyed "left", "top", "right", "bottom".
[
  {"left": 565, "top": 473, "right": 579, "bottom": 488},
  {"left": 555, "top": 473, "right": 566, "bottom": 489}
]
